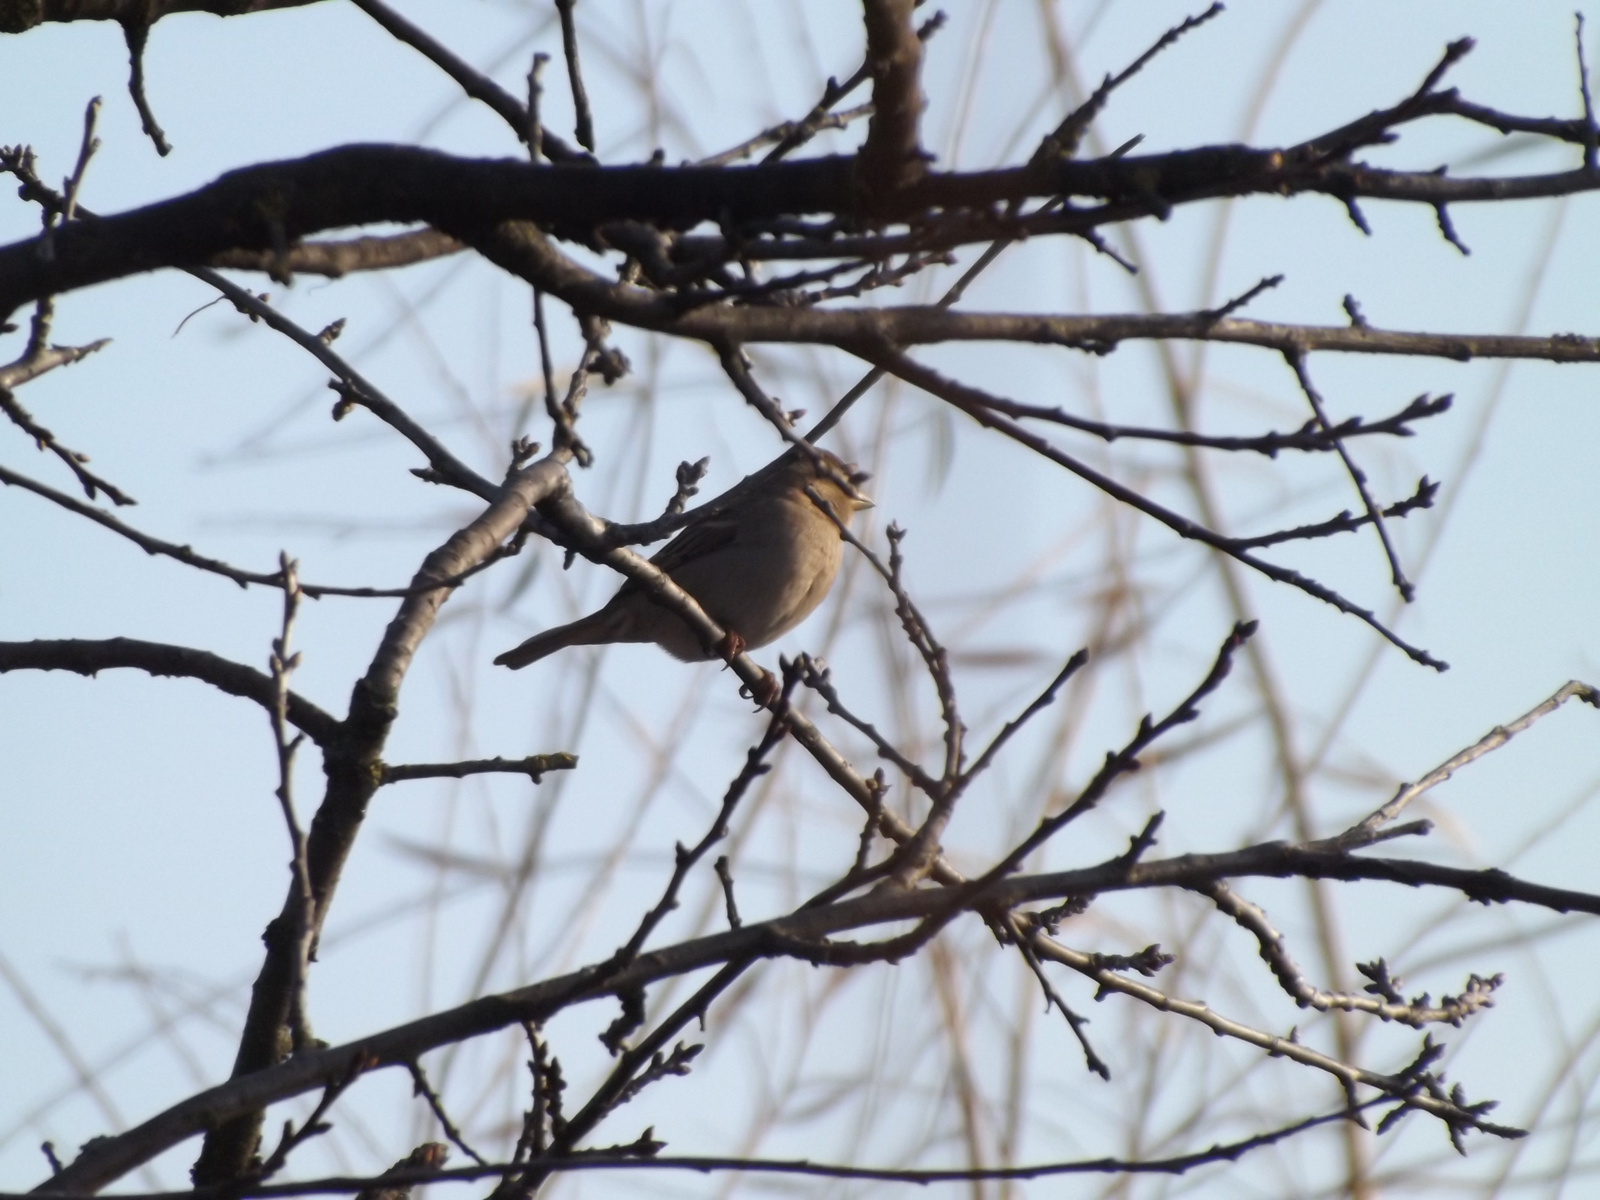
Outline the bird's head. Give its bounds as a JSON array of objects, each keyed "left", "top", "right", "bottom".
[{"left": 790, "top": 446, "right": 873, "bottom": 515}]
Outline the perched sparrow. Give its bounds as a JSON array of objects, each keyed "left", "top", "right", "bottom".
[{"left": 494, "top": 447, "right": 872, "bottom": 671}]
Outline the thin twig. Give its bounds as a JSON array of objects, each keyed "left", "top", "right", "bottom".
[
  {"left": 804, "top": 194, "right": 1067, "bottom": 442},
  {"left": 698, "top": 103, "right": 873, "bottom": 168},
  {"left": 553, "top": 0, "right": 595, "bottom": 152},
  {"left": 119, "top": 20, "right": 171, "bottom": 155},
  {"left": 986, "top": 622, "right": 1255, "bottom": 882},
  {"left": 610, "top": 689, "right": 793, "bottom": 965},
  {"left": 1032, "top": 2, "right": 1224, "bottom": 163},
  {"left": 526, "top": 53, "right": 548, "bottom": 163},
  {"left": 1578, "top": 13, "right": 1598, "bottom": 170},
  {"left": 534, "top": 306, "right": 594, "bottom": 467},
  {"left": 973, "top": 389, "right": 1453, "bottom": 457},
  {"left": 266, "top": 555, "right": 315, "bottom": 1055},
  {"left": 868, "top": 347, "right": 1447, "bottom": 669},
  {"left": 961, "top": 650, "right": 1090, "bottom": 785},
  {"left": 538, "top": 961, "right": 748, "bottom": 1175},
  {"left": 348, "top": 0, "right": 588, "bottom": 162},
  {"left": 0, "top": 460, "right": 526, "bottom": 596},
  {"left": 253, "top": 1060, "right": 370, "bottom": 1182},
  {"left": 712, "top": 857, "right": 741, "bottom": 929},
  {"left": 853, "top": 770, "right": 887, "bottom": 875},
  {"left": 380, "top": 754, "right": 577, "bottom": 785},
  {"left": 1229, "top": 476, "right": 1437, "bottom": 551},
  {"left": 717, "top": 345, "right": 811, "bottom": 448},
  {"left": 1343, "top": 679, "right": 1599, "bottom": 842},
  {"left": 1014, "top": 937, "right": 1110, "bottom": 1078},
  {"left": 59, "top": 97, "right": 102, "bottom": 225},
  {"left": 20, "top": 1100, "right": 1407, "bottom": 1193},
  {"left": 1202, "top": 273, "right": 1283, "bottom": 322},
  {"left": 804, "top": 507, "right": 963, "bottom": 783},
  {"left": 405, "top": 1062, "right": 488, "bottom": 1167},
  {"left": 793, "top": 652, "right": 942, "bottom": 798},
  {"left": 0, "top": 385, "right": 133, "bottom": 506},
  {"left": 1200, "top": 881, "right": 1502, "bottom": 1027}
]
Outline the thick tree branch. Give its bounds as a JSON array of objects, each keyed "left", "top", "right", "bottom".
[
  {"left": 857, "top": 0, "right": 925, "bottom": 198},
  {"left": 437, "top": 219, "right": 1600, "bottom": 367},
  {"left": 0, "top": 0, "right": 322, "bottom": 32},
  {"left": 208, "top": 229, "right": 462, "bottom": 277},
  {"left": 192, "top": 457, "right": 565, "bottom": 1184},
  {"left": 8, "top": 140, "right": 1600, "bottom": 322}
]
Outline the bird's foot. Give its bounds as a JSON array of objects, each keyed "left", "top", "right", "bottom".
[
  {"left": 717, "top": 630, "right": 778, "bottom": 706},
  {"left": 740, "top": 667, "right": 781, "bottom": 707}
]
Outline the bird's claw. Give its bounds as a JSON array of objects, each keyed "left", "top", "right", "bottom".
[
  {"left": 717, "top": 631, "right": 777, "bottom": 706},
  {"left": 740, "top": 667, "right": 781, "bottom": 707}
]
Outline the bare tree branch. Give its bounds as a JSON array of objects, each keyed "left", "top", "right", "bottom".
[
  {"left": 193, "top": 457, "right": 568, "bottom": 1183},
  {"left": 857, "top": 0, "right": 926, "bottom": 198},
  {"left": 10, "top": 135, "right": 1600, "bottom": 322},
  {"left": 0, "top": 637, "right": 340, "bottom": 746},
  {"left": 379, "top": 755, "right": 576, "bottom": 786}
]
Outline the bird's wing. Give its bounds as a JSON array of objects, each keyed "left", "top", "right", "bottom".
[{"left": 629, "top": 516, "right": 741, "bottom": 583}]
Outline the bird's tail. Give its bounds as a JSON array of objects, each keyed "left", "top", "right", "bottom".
[{"left": 494, "top": 611, "right": 620, "bottom": 669}]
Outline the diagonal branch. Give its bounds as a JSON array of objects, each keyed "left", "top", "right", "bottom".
[
  {"left": 193, "top": 457, "right": 566, "bottom": 1184},
  {"left": 983, "top": 622, "right": 1257, "bottom": 885},
  {"left": 348, "top": 0, "right": 590, "bottom": 163},
  {"left": 1229, "top": 476, "right": 1438, "bottom": 551},
  {"left": 1285, "top": 349, "right": 1414, "bottom": 600},
  {"left": 0, "top": 335, "right": 110, "bottom": 391},
  {"left": 1, "top": 379, "right": 131, "bottom": 506},
  {"left": 1341, "top": 679, "right": 1599, "bottom": 842},
  {"left": 1033, "top": 2, "right": 1224, "bottom": 163},
  {"left": 864, "top": 347, "right": 1447, "bottom": 669}
]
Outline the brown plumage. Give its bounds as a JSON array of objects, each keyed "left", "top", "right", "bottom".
[{"left": 494, "top": 447, "right": 872, "bottom": 670}]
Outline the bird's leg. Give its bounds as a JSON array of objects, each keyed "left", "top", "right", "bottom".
[{"left": 717, "top": 630, "right": 781, "bottom": 707}]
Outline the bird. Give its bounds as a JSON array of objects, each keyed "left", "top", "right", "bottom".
[{"left": 494, "top": 446, "right": 872, "bottom": 673}]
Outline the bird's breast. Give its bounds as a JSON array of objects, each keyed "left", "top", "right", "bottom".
[{"left": 669, "top": 502, "right": 843, "bottom": 649}]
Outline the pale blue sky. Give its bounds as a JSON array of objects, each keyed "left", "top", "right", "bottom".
[{"left": 3, "top": 3, "right": 1598, "bottom": 1195}]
